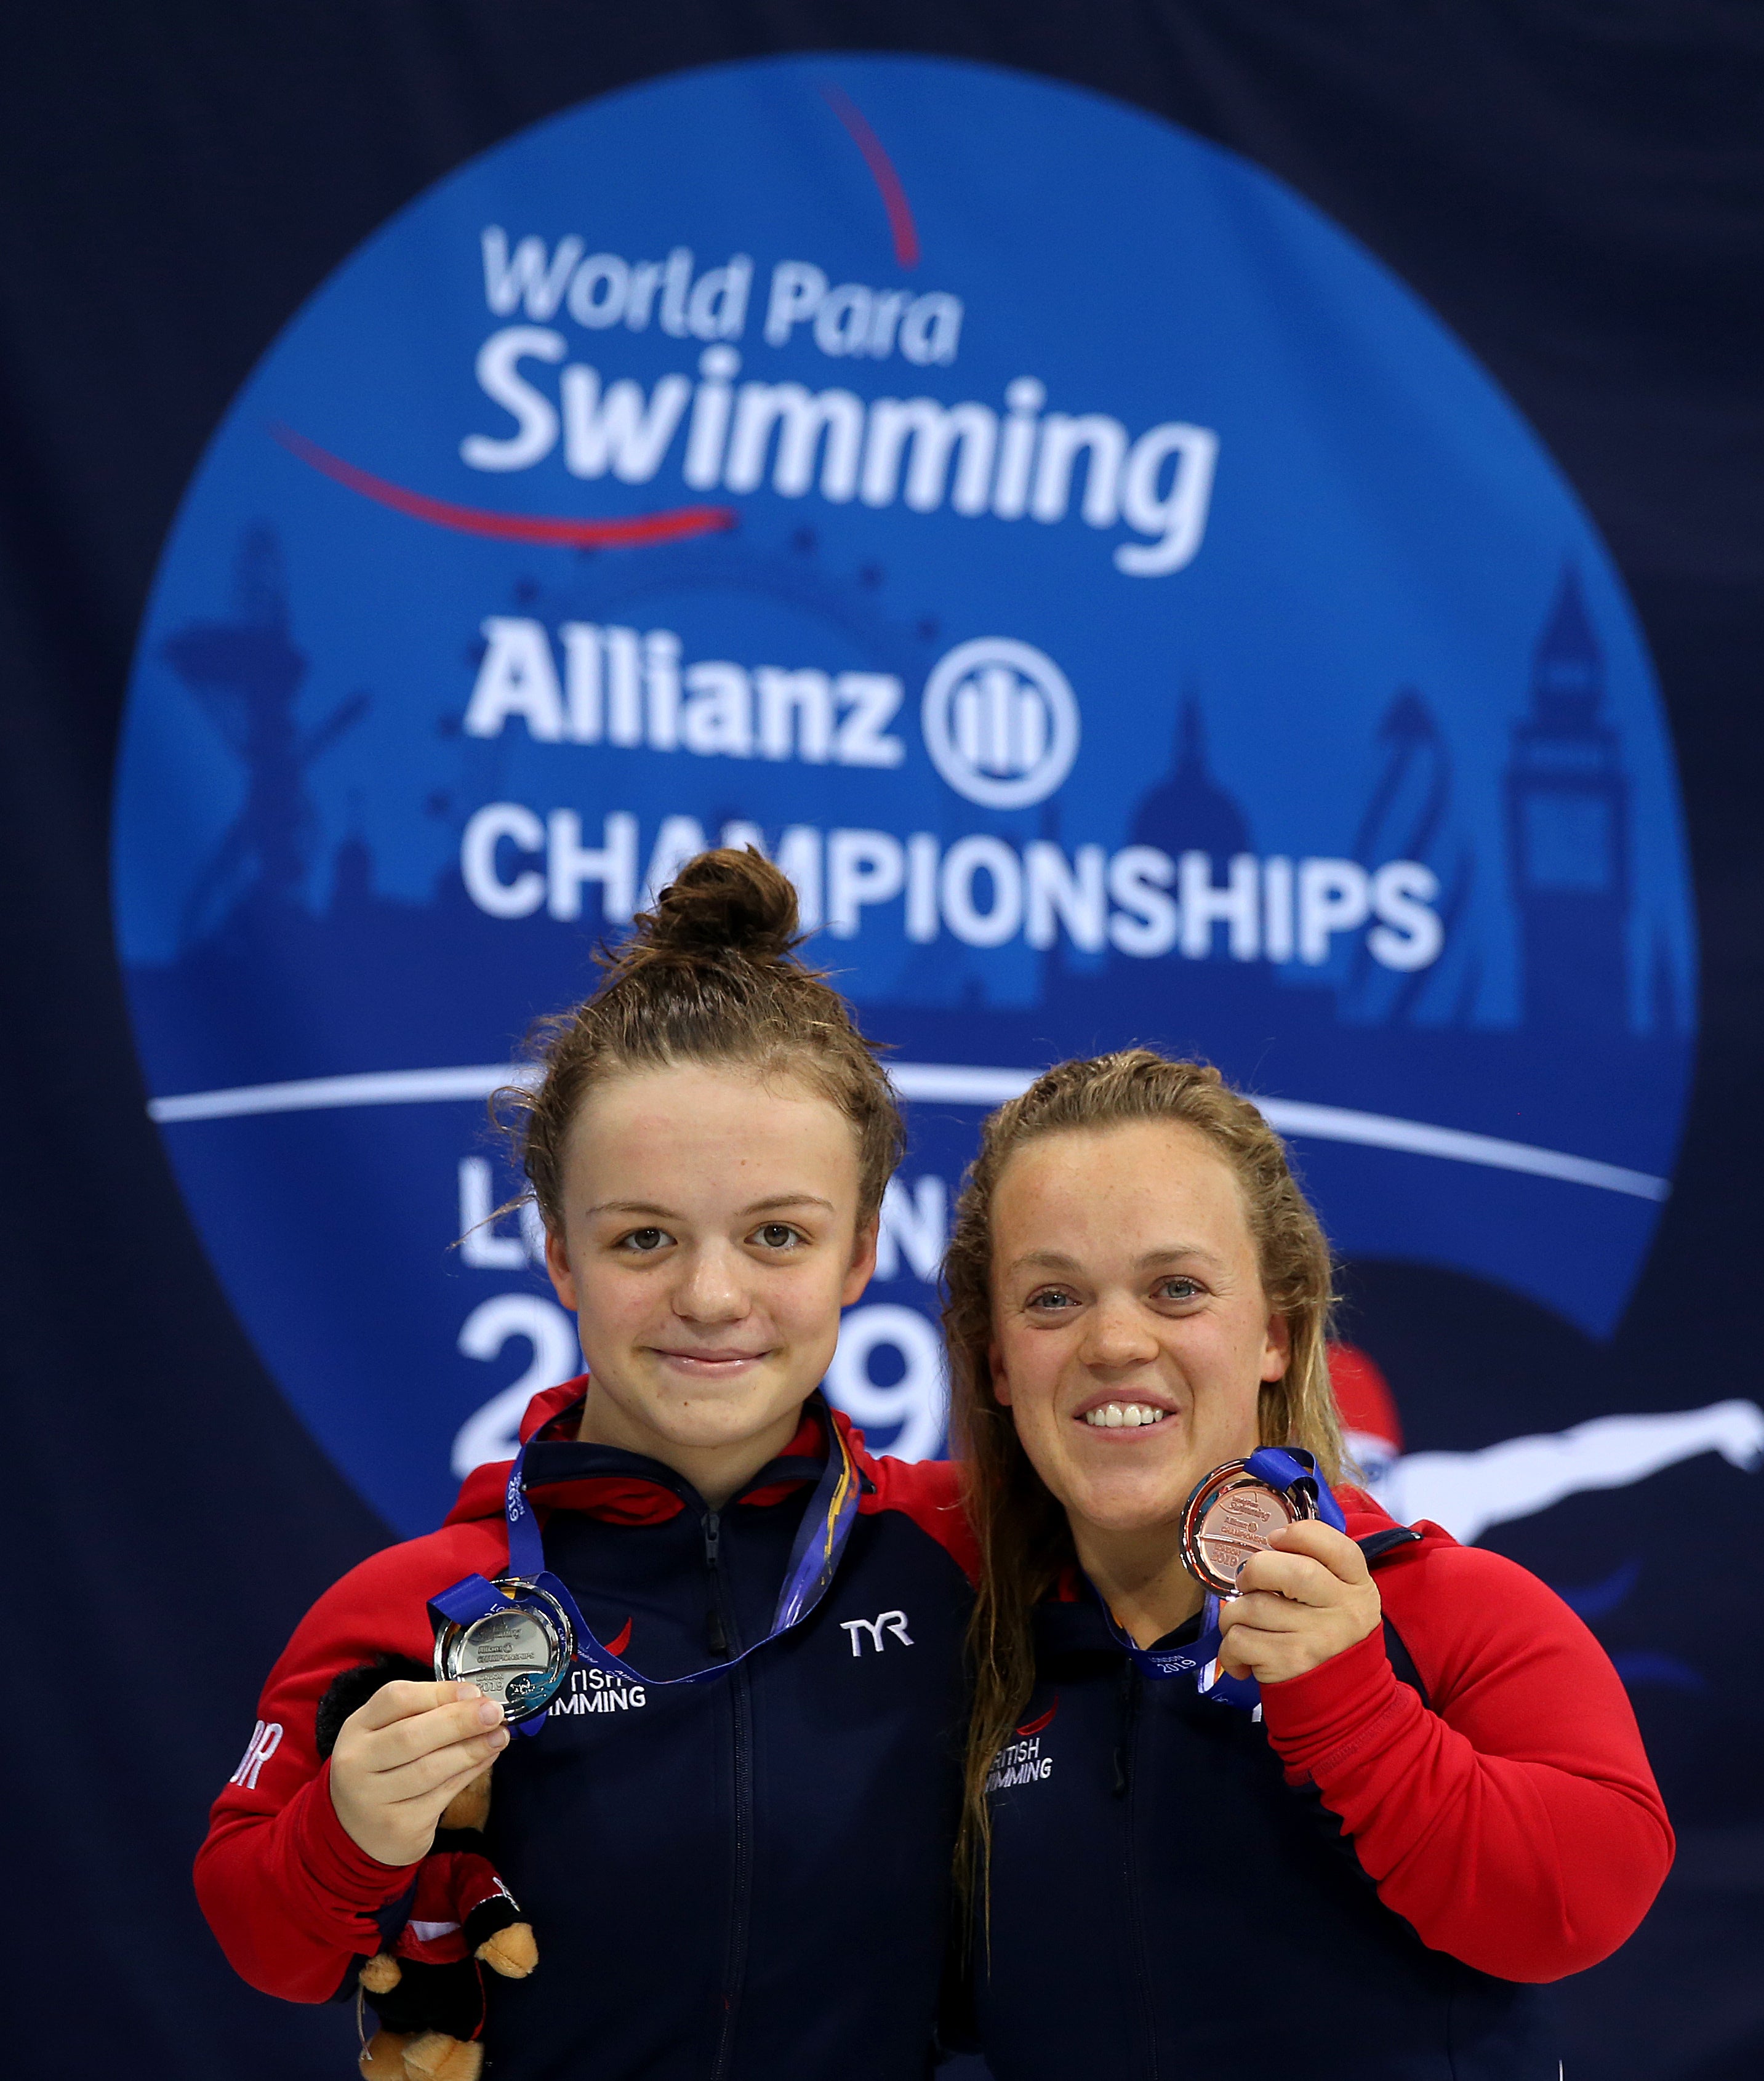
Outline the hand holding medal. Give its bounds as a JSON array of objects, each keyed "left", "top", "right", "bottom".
[
  {"left": 327, "top": 1678, "right": 511, "bottom": 1867},
  {"left": 1180, "top": 1448, "right": 1381, "bottom": 1686}
]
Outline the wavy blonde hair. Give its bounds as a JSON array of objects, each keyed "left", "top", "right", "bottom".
[{"left": 943, "top": 1049, "right": 1342, "bottom": 1899}]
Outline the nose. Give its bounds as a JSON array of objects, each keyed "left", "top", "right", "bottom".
[
  {"left": 1078, "top": 1293, "right": 1160, "bottom": 1373},
  {"left": 671, "top": 1240, "right": 751, "bottom": 1326}
]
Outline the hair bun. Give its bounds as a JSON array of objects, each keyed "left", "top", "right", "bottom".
[{"left": 643, "top": 846, "right": 800, "bottom": 962}]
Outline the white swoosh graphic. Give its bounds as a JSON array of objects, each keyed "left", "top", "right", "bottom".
[
  {"left": 146, "top": 1061, "right": 1671, "bottom": 1202},
  {"left": 1358, "top": 1400, "right": 1764, "bottom": 1545}
]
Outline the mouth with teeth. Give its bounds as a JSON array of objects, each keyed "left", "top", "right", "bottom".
[{"left": 1081, "top": 1402, "right": 1171, "bottom": 1430}]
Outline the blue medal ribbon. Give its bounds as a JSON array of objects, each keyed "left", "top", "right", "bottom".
[
  {"left": 1241, "top": 1445, "right": 1347, "bottom": 1533},
  {"left": 429, "top": 1395, "right": 862, "bottom": 1734},
  {"left": 1088, "top": 1447, "right": 1345, "bottom": 1715}
]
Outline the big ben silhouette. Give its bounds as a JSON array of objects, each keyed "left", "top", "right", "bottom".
[{"left": 1504, "top": 567, "right": 1631, "bottom": 1030}]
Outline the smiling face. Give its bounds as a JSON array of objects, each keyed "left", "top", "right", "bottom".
[
  {"left": 988, "top": 1119, "right": 1291, "bottom": 1541},
  {"left": 543, "top": 1060, "right": 876, "bottom": 1485}
]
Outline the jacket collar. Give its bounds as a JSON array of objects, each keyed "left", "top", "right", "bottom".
[{"left": 443, "top": 1376, "right": 838, "bottom": 1527}]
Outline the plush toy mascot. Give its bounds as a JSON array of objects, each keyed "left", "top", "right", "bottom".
[{"left": 315, "top": 1657, "right": 538, "bottom": 2081}]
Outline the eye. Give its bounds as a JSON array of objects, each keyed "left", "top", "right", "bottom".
[
  {"left": 617, "top": 1226, "right": 673, "bottom": 1254},
  {"left": 1153, "top": 1275, "right": 1203, "bottom": 1303},
  {"left": 751, "top": 1222, "right": 804, "bottom": 1251},
  {"left": 1025, "top": 1287, "right": 1080, "bottom": 1314}
]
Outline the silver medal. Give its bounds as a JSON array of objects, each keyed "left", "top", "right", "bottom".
[{"left": 432, "top": 1576, "right": 572, "bottom": 1722}]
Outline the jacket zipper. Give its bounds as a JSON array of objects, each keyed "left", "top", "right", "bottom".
[
  {"left": 705, "top": 1509, "right": 754, "bottom": 2081},
  {"left": 1121, "top": 1666, "right": 1160, "bottom": 2081}
]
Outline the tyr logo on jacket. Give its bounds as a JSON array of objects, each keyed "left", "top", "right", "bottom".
[{"left": 840, "top": 1609, "right": 913, "bottom": 1654}]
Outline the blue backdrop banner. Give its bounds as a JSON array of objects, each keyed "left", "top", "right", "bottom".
[
  {"left": 4, "top": 12, "right": 1760, "bottom": 2080},
  {"left": 116, "top": 55, "right": 1697, "bottom": 1536}
]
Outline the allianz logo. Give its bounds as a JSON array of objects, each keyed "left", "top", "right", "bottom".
[
  {"left": 463, "top": 617, "right": 1079, "bottom": 808},
  {"left": 459, "top": 619, "right": 1443, "bottom": 969}
]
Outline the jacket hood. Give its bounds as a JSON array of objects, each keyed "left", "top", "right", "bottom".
[
  {"left": 442, "top": 1376, "right": 862, "bottom": 1528},
  {"left": 445, "top": 1375, "right": 590, "bottom": 1525}
]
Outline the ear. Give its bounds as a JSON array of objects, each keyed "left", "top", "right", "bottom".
[
  {"left": 988, "top": 1339, "right": 1013, "bottom": 1408},
  {"left": 1260, "top": 1310, "right": 1293, "bottom": 1382},
  {"left": 840, "top": 1214, "right": 879, "bottom": 1307},
  {"left": 545, "top": 1225, "right": 579, "bottom": 1312}
]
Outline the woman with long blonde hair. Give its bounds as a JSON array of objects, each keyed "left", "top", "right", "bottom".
[{"left": 947, "top": 1049, "right": 1670, "bottom": 2080}]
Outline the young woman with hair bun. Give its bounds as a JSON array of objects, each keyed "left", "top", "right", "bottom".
[
  {"left": 946, "top": 1049, "right": 1672, "bottom": 2081},
  {"left": 196, "top": 848, "right": 977, "bottom": 2081}
]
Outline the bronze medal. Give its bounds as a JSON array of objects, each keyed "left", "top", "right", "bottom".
[{"left": 1179, "top": 1459, "right": 1318, "bottom": 1595}]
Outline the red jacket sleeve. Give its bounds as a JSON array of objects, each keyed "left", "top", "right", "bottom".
[
  {"left": 1258, "top": 1528, "right": 1673, "bottom": 1981},
  {"left": 193, "top": 1516, "right": 508, "bottom": 2002}
]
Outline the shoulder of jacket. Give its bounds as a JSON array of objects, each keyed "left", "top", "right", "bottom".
[
  {"left": 851, "top": 1448, "right": 977, "bottom": 1583},
  {"left": 263, "top": 1519, "right": 509, "bottom": 1699},
  {"left": 1373, "top": 1522, "right": 1554, "bottom": 1600},
  {"left": 1367, "top": 1520, "right": 1605, "bottom": 1701}
]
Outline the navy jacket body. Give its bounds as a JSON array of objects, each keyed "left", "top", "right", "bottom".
[{"left": 972, "top": 1506, "right": 1670, "bottom": 2081}]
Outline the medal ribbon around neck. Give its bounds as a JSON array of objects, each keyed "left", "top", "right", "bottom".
[
  {"left": 1089, "top": 1447, "right": 1347, "bottom": 1715},
  {"left": 430, "top": 1396, "right": 862, "bottom": 1734}
]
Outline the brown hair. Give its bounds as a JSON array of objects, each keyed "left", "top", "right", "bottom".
[
  {"left": 943, "top": 1049, "right": 1341, "bottom": 1898},
  {"left": 496, "top": 847, "right": 903, "bottom": 1231}
]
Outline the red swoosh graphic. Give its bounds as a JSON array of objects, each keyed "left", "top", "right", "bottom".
[
  {"left": 604, "top": 1617, "right": 633, "bottom": 1659},
  {"left": 822, "top": 86, "right": 921, "bottom": 268},
  {"left": 271, "top": 425, "right": 736, "bottom": 548},
  {"left": 1015, "top": 1701, "right": 1057, "bottom": 1738}
]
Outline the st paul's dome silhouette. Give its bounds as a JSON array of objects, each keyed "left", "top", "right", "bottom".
[{"left": 1128, "top": 696, "right": 1251, "bottom": 859}]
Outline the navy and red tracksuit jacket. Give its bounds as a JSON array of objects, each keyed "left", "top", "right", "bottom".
[
  {"left": 196, "top": 1382, "right": 977, "bottom": 2080},
  {"left": 973, "top": 1497, "right": 1673, "bottom": 2081},
  {"left": 973, "top": 1490, "right": 1672, "bottom": 2072}
]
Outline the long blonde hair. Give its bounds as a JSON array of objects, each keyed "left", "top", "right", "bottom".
[{"left": 943, "top": 1050, "right": 1341, "bottom": 1897}]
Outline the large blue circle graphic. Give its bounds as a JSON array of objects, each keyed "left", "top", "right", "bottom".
[{"left": 113, "top": 56, "right": 1696, "bottom": 1536}]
